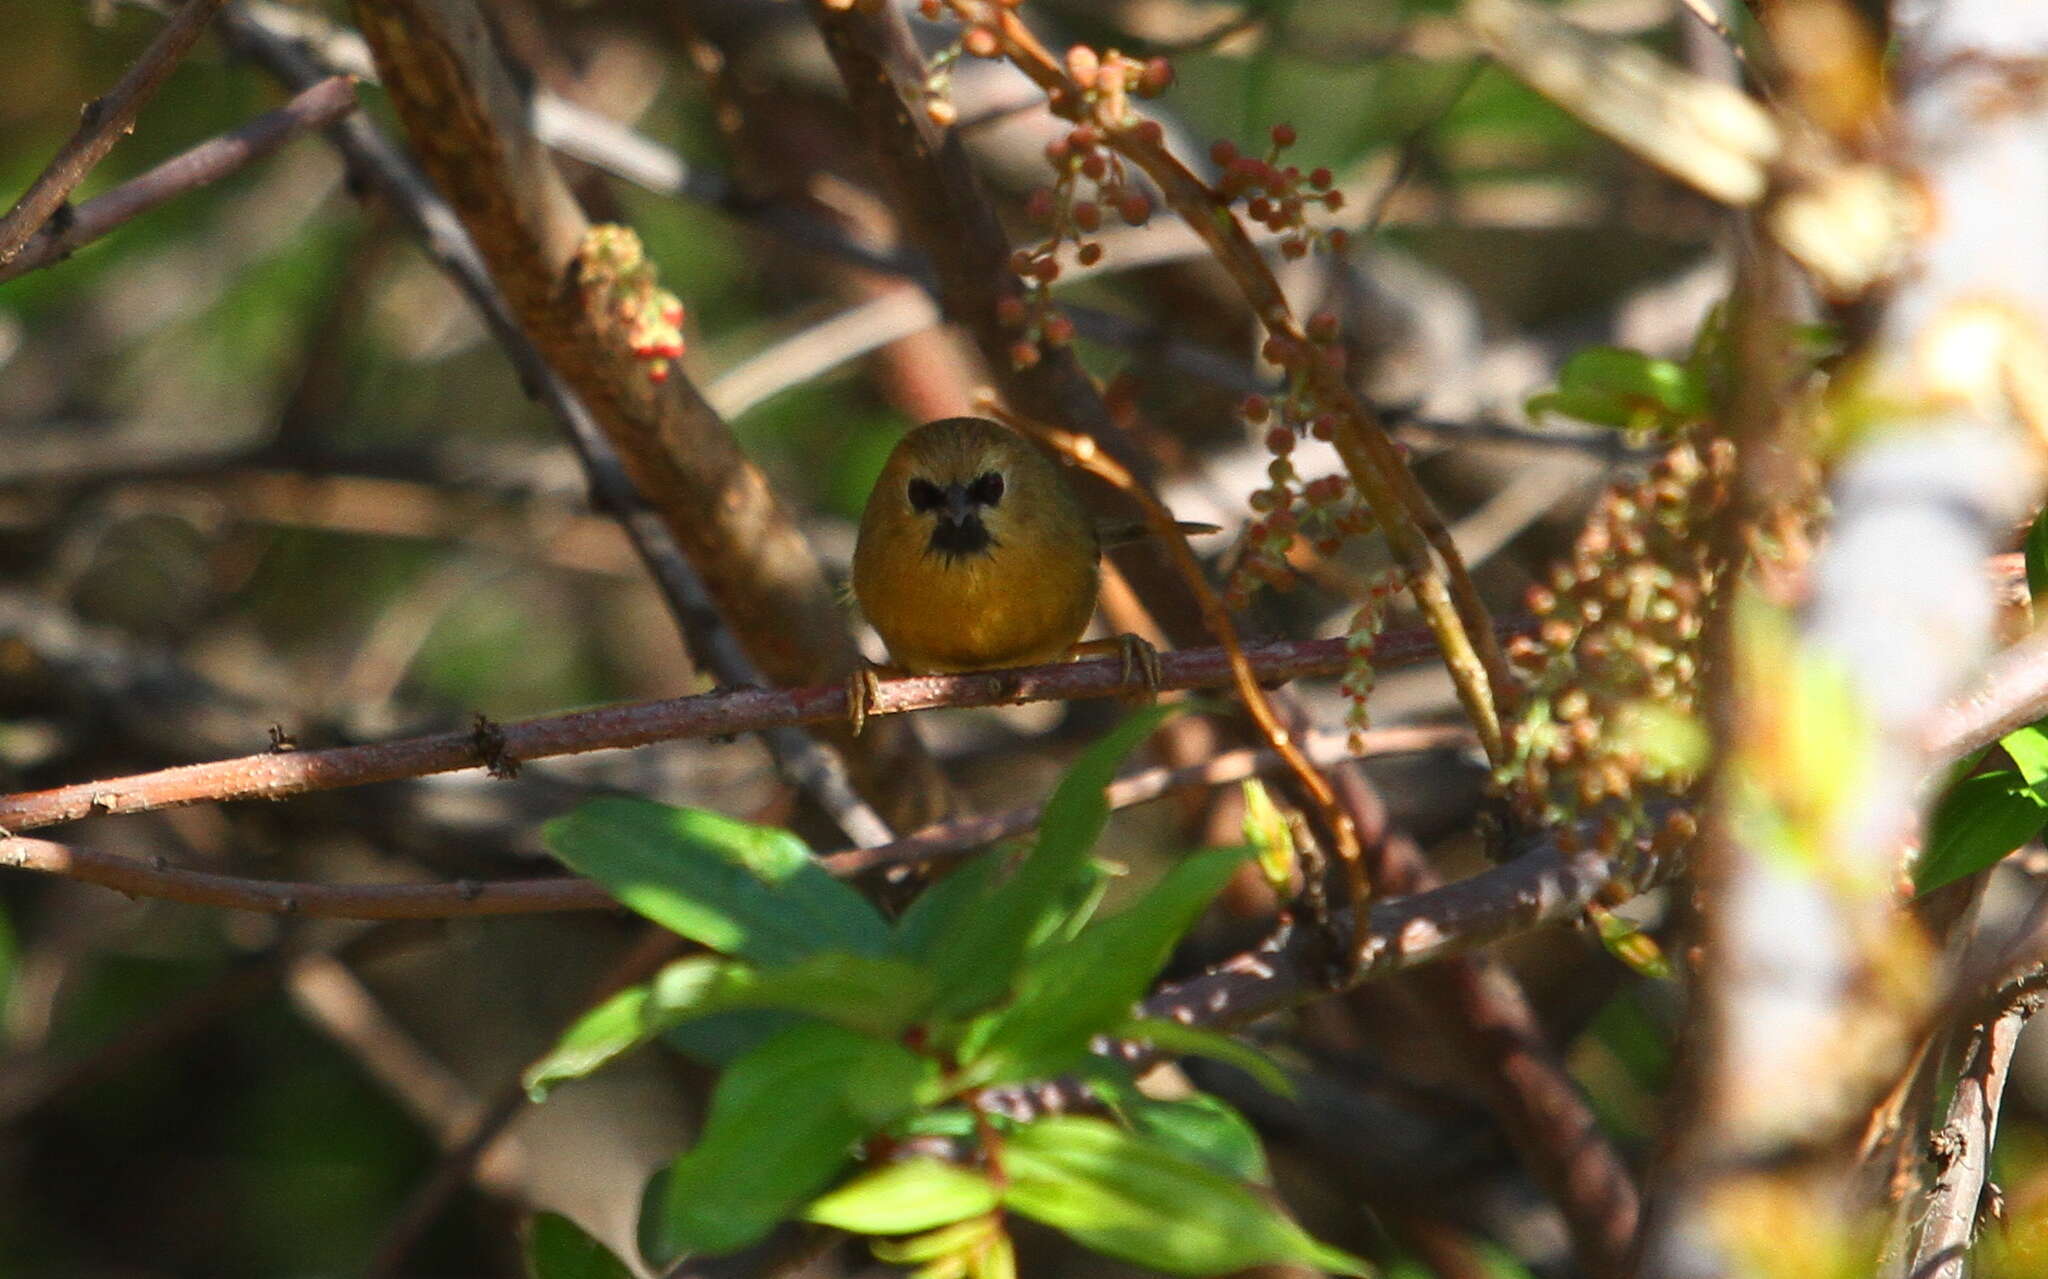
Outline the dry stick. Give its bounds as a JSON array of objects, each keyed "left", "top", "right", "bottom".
[
  {"left": 0, "top": 629, "right": 1469, "bottom": 834},
  {"left": 211, "top": 9, "right": 892, "bottom": 850},
  {"left": 0, "top": 75, "right": 360, "bottom": 284},
  {"left": 1910, "top": 1000, "right": 2036, "bottom": 1279},
  {"left": 0, "top": 0, "right": 233, "bottom": 262},
  {"left": 978, "top": 8, "right": 1515, "bottom": 764},
  {"left": 0, "top": 723, "right": 1473, "bottom": 920},
  {"left": 988, "top": 400, "right": 1372, "bottom": 948}
]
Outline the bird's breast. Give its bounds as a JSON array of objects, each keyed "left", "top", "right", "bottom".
[{"left": 854, "top": 533, "right": 1099, "bottom": 674}]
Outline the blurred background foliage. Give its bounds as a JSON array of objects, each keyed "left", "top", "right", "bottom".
[{"left": 12, "top": 1, "right": 2039, "bottom": 1276}]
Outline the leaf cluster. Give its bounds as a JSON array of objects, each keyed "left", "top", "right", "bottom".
[{"left": 524, "top": 710, "right": 1365, "bottom": 1278}]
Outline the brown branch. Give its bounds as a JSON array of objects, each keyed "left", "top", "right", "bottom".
[
  {"left": 0, "top": 724, "right": 1468, "bottom": 923},
  {"left": 1910, "top": 999, "right": 2035, "bottom": 1279},
  {"left": 0, "top": 0, "right": 233, "bottom": 262},
  {"left": 210, "top": 6, "right": 899, "bottom": 848},
  {"left": 334, "top": 0, "right": 947, "bottom": 832},
  {"left": 973, "top": 7, "right": 1516, "bottom": 764},
  {"left": 1924, "top": 623, "right": 2048, "bottom": 765},
  {"left": 0, "top": 75, "right": 360, "bottom": 284},
  {"left": 1329, "top": 764, "right": 1640, "bottom": 1279},
  {"left": 0, "top": 629, "right": 1481, "bottom": 834}
]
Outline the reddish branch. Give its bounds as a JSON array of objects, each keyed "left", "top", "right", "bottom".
[
  {"left": 0, "top": 75, "right": 360, "bottom": 284},
  {"left": 0, "top": 0, "right": 233, "bottom": 262},
  {"left": 0, "top": 629, "right": 1465, "bottom": 833},
  {"left": 0, "top": 722, "right": 1470, "bottom": 921}
]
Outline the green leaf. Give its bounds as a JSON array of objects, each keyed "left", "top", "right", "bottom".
[
  {"left": 2004, "top": 725, "right": 2048, "bottom": 785},
  {"left": 960, "top": 847, "right": 1248, "bottom": 1088},
  {"left": 646, "top": 1022, "right": 931, "bottom": 1262},
  {"left": 1113, "top": 1018, "right": 1294, "bottom": 1098},
  {"left": 805, "top": 1159, "right": 999, "bottom": 1234},
  {"left": 1123, "top": 1094, "right": 1272, "bottom": 1185},
  {"left": 2026, "top": 505, "right": 2048, "bottom": 617},
  {"left": 525, "top": 981, "right": 658, "bottom": 1100},
  {"left": 922, "top": 708, "right": 1176, "bottom": 1016},
  {"left": 526, "top": 953, "right": 937, "bottom": 1099},
  {"left": 1002, "top": 1116, "right": 1369, "bottom": 1276},
  {"left": 544, "top": 797, "right": 888, "bottom": 965},
  {"left": 1527, "top": 346, "right": 1706, "bottom": 431},
  {"left": 1918, "top": 769, "right": 2048, "bottom": 893},
  {"left": 893, "top": 848, "right": 1008, "bottom": 960},
  {"left": 524, "top": 1213, "right": 632, "bottom": 1279},
  {"left": 1240, "top": 778, "right": 1295, "bottom": 895}
]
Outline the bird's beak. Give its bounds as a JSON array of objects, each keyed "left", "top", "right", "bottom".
[{"left": 941, "top": 483, "right": 974, "bottom": 527}]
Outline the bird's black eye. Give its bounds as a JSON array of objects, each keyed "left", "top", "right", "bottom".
[
  {"left": 907, "top": 478, "right": 945, "bottom": 512},
  {"left": 967, "top": 471, "right": 1005, "bottom": 506}
]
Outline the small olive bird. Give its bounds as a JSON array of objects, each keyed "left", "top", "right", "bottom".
[{"left": 848, "top": 416, "right": 1197, "bottom": 732}]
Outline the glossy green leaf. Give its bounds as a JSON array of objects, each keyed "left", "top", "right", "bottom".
[
  {"left": 1001, "top": 1117, "right": 1369, "bottom": 1276},
  {"left": 1123, "top": 1093, "right": 1272, "bottom": 1185},
  {"left": 1917, "top": 769, "right": 2048, "bottom": 893},
  {"left": 922, "top": 708, "right": 1176, "bottom": 1016},
  {"left": 526, "top": 953, "right": 936, "bottom": 1099},
  {"left": 645, "top": 1022, "right": 931, "bottom": 1262},
  {"left": 805, "top": 1159, "right": 999, "bottom": 1234},
  {"left": 524, "top": 1213, "right": 632, "bottom": 1279},
  {"left": 1113, "top": 1017, "right": 1294, "bottom": 1098},
  {"left": 544, "top": 797, "right": 888, "bottom": 965},
  {"left": 2003, "top": 725, "right": 2048, "bottom": 786},
  {"left": 961, "top": 847, "right": 1248, "bottom": 1088}
]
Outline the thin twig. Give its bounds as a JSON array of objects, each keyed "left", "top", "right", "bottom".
[
  {"left": 0, "top": 75, "right": 360, "bottom": 284},
  {"left": 0, "top": 627, "right": 1483, "bottom": 834},
  {"left": 0, "top": 723, "right": 1473, "bottom": 919},
  {"left": 0, "top": 0, "right": 234, "bottom": 262}
]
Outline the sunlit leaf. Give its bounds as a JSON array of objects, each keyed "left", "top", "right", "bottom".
[
  {"left": 805, "top": 1159, "right": 998, "bottom": 1234},
  {"left": 544, "top": 797, "right": 888, "bottom": 965},
  {"left": 1002, "top": 1116, "right": 1369, "bottom": 1276}
]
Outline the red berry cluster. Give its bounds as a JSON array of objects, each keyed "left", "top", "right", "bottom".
[
  {"left": 1503, "top": 435, "right": 1735, "bottom": 856},
  {"left": 988, "top": 42, "right": 1172, "bottom": 368},
  {"left": 1223, "top": 323, "right": 1377, "bottom": 610},
  {"left": 1210, "top": 126, "right": 1348, "bottom": 260},
  {"left": 575, "top": 226, "right": 687, "bottom": 385}
]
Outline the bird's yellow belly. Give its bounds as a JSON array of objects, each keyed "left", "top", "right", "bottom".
[{"left": 860, "top": 544, "right": 1098, "bottom": 674}]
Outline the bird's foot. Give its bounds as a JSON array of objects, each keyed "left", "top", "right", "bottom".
[
  {"left": 845, "top": 663, "right": 887, "bottom": 736},
  {"left": 1070, "top": 635, "right": 1162, "bottom": 703}
]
